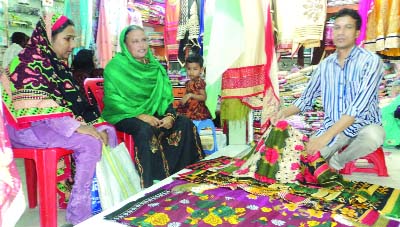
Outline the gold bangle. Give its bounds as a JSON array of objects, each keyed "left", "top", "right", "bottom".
[{"left": 165, "top": 113, "right": 176, "bottom": 122}]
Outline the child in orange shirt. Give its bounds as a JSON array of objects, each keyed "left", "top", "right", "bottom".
[{"left": 177, "top": 54, "right": 211, "bottom": 120}]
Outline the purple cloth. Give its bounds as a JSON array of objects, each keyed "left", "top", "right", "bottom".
[
  {"left": 106, "top": 180, "right": 351, "bottom": 226},
  {"left": 6, "top": 116, "right": 117, "bottom": 225}
]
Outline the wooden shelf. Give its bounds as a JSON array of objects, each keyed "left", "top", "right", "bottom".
[{"left": 327, "top": 4, "right": 358, "bottom": 14}]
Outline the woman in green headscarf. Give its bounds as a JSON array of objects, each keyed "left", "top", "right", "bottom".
[{"left": 102, "top": 25, "right": 204, "bottom": 188}]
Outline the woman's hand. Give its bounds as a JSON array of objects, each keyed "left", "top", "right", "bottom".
[
  {"left": 159, "top": 116, "right": 174, "bottom": 129},
  {"left": 76, "top": 125, "right": 108, "bottom": 145},
  {"left": 137, "top": 114, "right": 162, "bottom": 127}
]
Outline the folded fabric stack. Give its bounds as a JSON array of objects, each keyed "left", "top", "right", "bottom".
[
  {"left": 147, "top": 31, "right": 164, "bottom": 46},
  {"left": 380, "top": 61, "right": 400, "bottom": 99},
  {"left": 134, "top": 1, "right": 165, "bottom": 25},
  {"left": 278, "top": 66, "right": 323, "bottom": 136}
]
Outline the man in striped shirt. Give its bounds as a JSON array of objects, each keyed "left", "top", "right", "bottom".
[{"left": 277, "top": 8, "right": 385, "bottom": 171}]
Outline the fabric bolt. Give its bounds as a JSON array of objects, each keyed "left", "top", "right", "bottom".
[
  {"left": 176, "top": 77, "right": 211, "bottom": 120},
  {"left": 293, "top": 46, "right": 384, "bottom": 142}
]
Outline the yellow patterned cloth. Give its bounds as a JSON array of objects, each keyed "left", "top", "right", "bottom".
[{"left": 364, "top": 0, "right": 400, "bottom": 56}]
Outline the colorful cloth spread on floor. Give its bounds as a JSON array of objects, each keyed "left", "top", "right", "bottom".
[
  {"left": 104, "top": 179, "right": 400, "bottom": 227},
  {"left": 175, "top": 121, "right": 400, "bottom": 226},
  {"left": 102, "top": 121, "right": 400, "bottom": 226}
]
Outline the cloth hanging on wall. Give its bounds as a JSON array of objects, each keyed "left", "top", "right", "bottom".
[
  {"left": 165, "top": 0, "right": 180, "bottom": 57},
  {"left": 364, "top": 0, "right": 400, "bottom": 57},
  {"left": 219, "top": 1, "right": 279, "bottom": 123},
  {"left": 275, "top": 0, "right": 326, "bottom": 55},
  {"left": 64, "top": 0, "right": 93, "bottom": 50},
  {"left": 203, "top": 0, "right": 244, "bottom": 119},
  {"left": 176, "top": 0, "right": 200, "bottom": 64},
  {"left": 356, "top": 0, "right": 374, "bottom": 46},
  {"left": 96, "top": 0, "right": 128, "bottom": 67}
]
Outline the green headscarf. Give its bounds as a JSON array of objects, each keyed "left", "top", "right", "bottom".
[{"left": 102, "top": 26, "right": 174, "bottom": 124}]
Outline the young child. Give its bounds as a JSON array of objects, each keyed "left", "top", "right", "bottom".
[{"left": 177, "top": 54, "right": 211, "bottom": 120}]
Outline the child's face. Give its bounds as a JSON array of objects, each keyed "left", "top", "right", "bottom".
[{"left": 186, "top": 62, "right": 203, "bottom": 80}]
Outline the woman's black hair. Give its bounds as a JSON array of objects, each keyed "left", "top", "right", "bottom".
[
  {"left": 124, "top": 25, "right": 144, "bottom": 42},
  {"left": 72, "top": 49, "right": 95, "bottom": 72},
  {"left": 186, "top": 54, "right": 204, "bottom": 68},
  {"left": 335, "top": 8, "right": 362, "bottom": 30},
  {"left": 51, "top": 19, "right": 75, "bottom": 37}
]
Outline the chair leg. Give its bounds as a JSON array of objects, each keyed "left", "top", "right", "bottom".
[
  {"left": 24, "top": 159, "right": 38, "bottom": 208},
  {"left": 36, "top": 149, "right": 58, "bottom": 227}
]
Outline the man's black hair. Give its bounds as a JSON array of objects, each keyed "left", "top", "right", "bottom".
[{"left": 335, "top": 8, "right": 362, "bottom": 30}]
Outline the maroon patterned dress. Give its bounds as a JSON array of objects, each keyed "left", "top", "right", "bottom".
[{"left": 177, "top": 78, "right": 211, "bottom": 120}]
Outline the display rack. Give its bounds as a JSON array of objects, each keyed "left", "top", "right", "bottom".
[{"left": 0, "top": 0, "right": 64, "bottom": 69}]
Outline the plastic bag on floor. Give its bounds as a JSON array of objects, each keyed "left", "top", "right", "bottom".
[{"left": 96, "top": 142, "right": 142, "bottom": 210}]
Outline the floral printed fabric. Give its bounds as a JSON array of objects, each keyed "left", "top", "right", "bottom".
[
  {"left": 202, "top": 120, "right": 345, "bottom": 187},
  {"left": 105, "top": 180, "right": 348, "bottom": 227}
]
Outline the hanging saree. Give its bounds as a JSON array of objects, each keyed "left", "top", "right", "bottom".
[{"left": 364, "top": 0, "right": 400, "bottom": 57}]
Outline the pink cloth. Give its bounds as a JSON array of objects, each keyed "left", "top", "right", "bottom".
[
  {"left": 356, "top": 0, "right": 374, "bottom": 46},
  {"left": 96, "top": 0, "right": 113, "bottom": 68},
  {"left": 0, "top": 111, "right": 25, "bottom": 226}
]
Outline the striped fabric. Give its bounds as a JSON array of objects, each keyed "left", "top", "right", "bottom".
[{"left": 293, "top": 46, "right": 383, "bottom": 140}]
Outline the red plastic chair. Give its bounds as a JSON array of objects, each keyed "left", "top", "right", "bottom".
[
  {"left": 340, "top": 147, "right": 388, "bottom": 176},
  {"left": 13, "top": 147, "right": 73, "bottom": 227},
  {"left": 83, "top": 78, "right": 135, "bottom": 161}
]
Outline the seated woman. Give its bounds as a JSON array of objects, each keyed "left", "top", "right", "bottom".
[
  {"left": 1, "top": 14, "right": 116, "bottom": 225},
  {"left": 102, "top": 25, "right": 205, "bottom": 188},
  {"left": 71, "top": 48, "right": 103, "bottom": 96}
]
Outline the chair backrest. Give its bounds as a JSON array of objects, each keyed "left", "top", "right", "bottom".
[
  {"left": 83, "top": 78, "right": 136, "bottom": 161},
  {"left": 84, "top": 78, "right": 105, "bottom": 111}
]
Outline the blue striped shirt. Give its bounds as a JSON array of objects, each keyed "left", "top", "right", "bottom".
[{"left": 293, "top": 46, "right": 383, "bottom": 139}]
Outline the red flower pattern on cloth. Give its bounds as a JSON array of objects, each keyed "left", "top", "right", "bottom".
[
  {"left": 264, "top": 148, "right": 279, "bottom": 164},
  {"left": 275, "top": 120, "right": 289, "bottom": 130}
]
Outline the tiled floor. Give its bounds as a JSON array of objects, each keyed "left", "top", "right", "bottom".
[{"left": 14, "top": 146, "right": 400, "bottom": 227}]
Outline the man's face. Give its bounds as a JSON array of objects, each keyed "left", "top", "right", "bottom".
[{"left": 333, "top": 15, "right": 360, "bottom": 50}]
